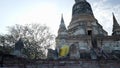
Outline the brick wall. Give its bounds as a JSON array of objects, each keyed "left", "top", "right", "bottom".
[{"left": 1, "top": 59, "right": 120, "bottom": 68}]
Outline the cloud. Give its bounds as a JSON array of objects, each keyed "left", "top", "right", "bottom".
[{"left": 0, "top": 0, "right": 120, "bottom": 36}]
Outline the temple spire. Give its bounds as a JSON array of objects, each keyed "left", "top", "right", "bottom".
[
  {"left": 61, "top": 14, "right": 64, "bottom": 25},
  {"left": 58, "top": 14, "right": 67, "bottom": 34},
  {"left": 75, "top": 0, "right": 86, "bottom": 3},
  {"left": 112, "top": 13, "right": 120, "bottom": 35},
  {"left": 113, "top": 13, "right": 120, "bottom": 27},
  {"left": 56, "top": 14, "right": 68, "bottom": 50}
]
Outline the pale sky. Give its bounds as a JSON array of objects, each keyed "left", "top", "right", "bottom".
[{"left": 0, "top": 0, "right": 120, "bottom": 36}]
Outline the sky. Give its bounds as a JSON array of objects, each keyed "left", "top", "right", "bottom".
[{"left": 0, "top": 0, "right": 120, "bottom": 36}]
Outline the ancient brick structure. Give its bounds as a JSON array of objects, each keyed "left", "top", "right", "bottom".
[
  {"left": 1, "top": 0, "right": 120, "bottom": 68},
  {"left": 55, "top": 0, "right": 120, "bottom": 60},
  {"left": 1, "top": 59, "right": 120, "bottom": 68}
]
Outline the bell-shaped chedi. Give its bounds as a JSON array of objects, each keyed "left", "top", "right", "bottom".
[{"left": 68, "top": 0, "right": 107, "bottom": 36}]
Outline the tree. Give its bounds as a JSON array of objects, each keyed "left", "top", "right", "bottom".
[
  {"left": 4, "top": 24, "right": 55, "bottom": 59},
  {"left": 0, "top": 34, "right": 14, "bottom": 54}
]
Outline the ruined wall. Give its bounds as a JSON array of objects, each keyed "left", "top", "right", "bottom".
[
  {"left": 97, "top": 36, "right": 120, "bottom": 53},
  {"left": 2, "top": 60, "right": 120, "bottom": 68}
]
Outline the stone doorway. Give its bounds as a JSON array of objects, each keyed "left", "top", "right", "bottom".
[{"left": 88, "top": 30, "right": 92, "bottom": 36}]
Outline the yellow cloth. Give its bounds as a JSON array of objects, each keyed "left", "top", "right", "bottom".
[{"left": 59, "top": 45, "right": 69, "bottom": 57}]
